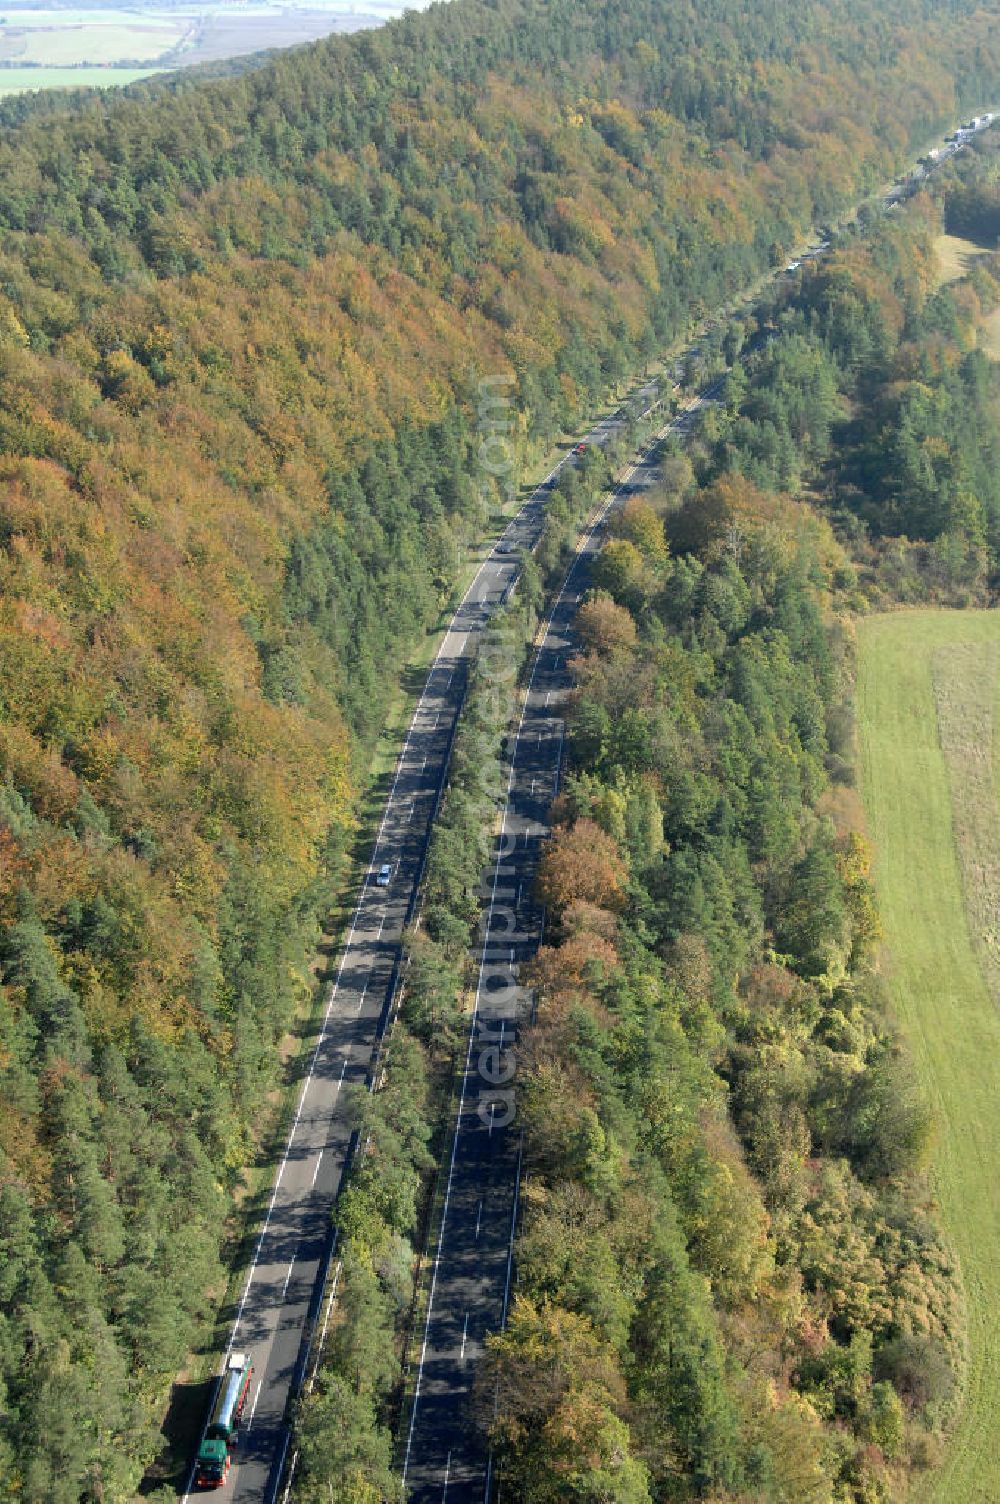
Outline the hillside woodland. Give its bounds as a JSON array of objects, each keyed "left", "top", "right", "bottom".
[
  {"left": 3, "top": 0, "right": 1000, "bottom": 1497},
  {"left": 479, "top": 171, "right": 1000, "bottom": 1502}
]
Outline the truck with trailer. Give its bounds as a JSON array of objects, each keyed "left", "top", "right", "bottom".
[{"left": 194, "top": 1351, "right": 254, "bottom": 1489}]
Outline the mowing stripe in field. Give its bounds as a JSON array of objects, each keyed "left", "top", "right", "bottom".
[{"left": 857, "top": 608, "right": 1000, "bottom": 1504}]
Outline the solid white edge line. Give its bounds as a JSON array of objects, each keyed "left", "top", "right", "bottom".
[
  {"left": 185, "top": 365, "right": 706, "bottom": 1504},
  {"left": 267, "top": 1426, "right": 292, "bottom": 1504},
  {"left": 211, "top": 452, "right": 571, "bottom": 1504}
]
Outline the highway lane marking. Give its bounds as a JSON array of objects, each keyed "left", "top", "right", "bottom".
[
  {"left": 247, "top": 1376, "right": 263, "bottom": 1432},
  {"left": 356, "top": 981, "right": 367, "bottom": 1014},
  {"left": 480, "top": 1140, "right": 524, "bottom": 1504},
  {"left": 180, "top": 353, "right": 719, "bottom": 1504},
  {"left": 516, "top": 882, "right": 522, "bottom": 905},
  {"left": 269, "top": 1248, "right": 347, "bottom": 1504},
  {"left": 403, "top": 410, "right": 669, "bottom": 1492},
  {"left": 236, "top": 329, "right": 792, "bottom": 1503},
  {"left": 310, "top": 1151, "right": 324, "bottom": 1188},
  {"left": 269, "top": 1427, "right": 292, "bottom": 1504},
  {"left": 281, "top": 1252, "right": 297, "bottom": 1299},
  {"left": 314, "top": 1254, "right": 344, "bottom": 1370},
  {"left": 443, "top": 1450, "right": 453, "bottom": 1499},
  {"left": 460, "top": 1312, "right": 470, "bottom": 1363},
  {"left": 221, "top": 522, "right": 505, "bottom": 1367},
  {"left": 336, "top": 1057, "right": 350, "bottom": 1091},
  {"left": 475, "top": 1199, "right": 483, "bottom": 1240},
  {"left": 501, "top": 1133, "right": 525, "bottom": 1331}
]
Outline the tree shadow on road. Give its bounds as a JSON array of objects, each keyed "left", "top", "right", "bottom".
[{"left": 138, "top": 1373, "right": 215, "bottom": 1496}]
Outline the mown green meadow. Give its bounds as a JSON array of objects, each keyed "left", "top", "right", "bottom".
[
  {"left": 857, "top": 609, "right": 1000, "bottom": 1503},
  {"left": 0, "top": 63, "right": 160, "bottom": 94}
]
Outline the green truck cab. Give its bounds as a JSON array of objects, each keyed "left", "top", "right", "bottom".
[{"left": 195, "top": 1351, "right": 254, "bottom": 1489}]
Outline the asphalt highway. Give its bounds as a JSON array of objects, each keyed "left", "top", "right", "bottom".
[
  {"left": 179, "top": 382, "right": 657, "bottom": 1504},
  {"left": 398, "top": 390, "right": 717, "bottom": 1503},
  {"left": 395, "top": 107, "right": 997, "bottom": 1487},
  {"left": 179, "top": 111, "right": 982, "bottom": 1503}
]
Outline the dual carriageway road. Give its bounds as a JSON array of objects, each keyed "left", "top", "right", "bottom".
[
  {"left": 399, "top": 395, "right": 713, "bottom": 1504},
  {"left": 183, "top": 107, "right": 986, "bottom": 1504},
  {"left": 181, "top": 384, "right": 657, "bottom": 1504}
]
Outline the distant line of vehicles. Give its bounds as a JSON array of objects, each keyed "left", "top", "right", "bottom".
[
  {"left": 885, "top": 110, "right": 996, "bottom": 206},
  {"left": 783, "top": 237, "right": 830, "bottom": 273},
  {"left": 782, "top": 110, "right": 998, "bottom": 268}
]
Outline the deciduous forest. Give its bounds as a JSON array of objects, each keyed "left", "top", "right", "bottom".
[
  {"left": 478, "top": 154, "right": 1000, "bottom": 1503},
  {"left": 3, "top": 0, "right": 1000, "bottom": 1497}
]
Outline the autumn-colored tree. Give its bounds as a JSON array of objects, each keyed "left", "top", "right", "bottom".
[
  {"left": 527, "top": 931, "right": 619, "bottom": 1001},
  {"left": 0, "top": 0, "right": 985, "bottom": 1490},
  {"left": 611, "top": 497, "right": 669, "bottom": 564},
  {"left": 590, "top": 539, "right": 652, "bottom": 609},
  {"left": 483, "top": 1297, "right": 650, "bottom": 1503},
  {"left": 535, "top": 818, "right": 628, "bottom": 919},
  {"left": 574, "top": 595, "right": 638, "bottom": 655}
]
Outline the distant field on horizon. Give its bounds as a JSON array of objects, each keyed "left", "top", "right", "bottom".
[
  {"left": 0, "top": 0, "right": 429, "bottom": 94},
  {"left": 858, "top": 609, "right": 1000, "bottom": 1503},
  {"left": 0, "top": 7, "right": 186, "bottom": 63},
  {"left": 0, "top": 60, "right": 159, "bottom": 89}
]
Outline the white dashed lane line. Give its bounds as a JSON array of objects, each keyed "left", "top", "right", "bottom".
[{"left": 247, "top": 1377, "right": 263, "bottom": 1432}]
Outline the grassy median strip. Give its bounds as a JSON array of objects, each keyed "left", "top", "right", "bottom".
[{"left": 857, "top": 609, "right": 1000, "bottom": 1504}]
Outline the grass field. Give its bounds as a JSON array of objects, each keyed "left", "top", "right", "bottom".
[
  {"left": 932, "top": 233, "right": 1000, "bottom": 359},
  {"left": 857, "top": 609, "right": 1000, "bottom": 1503},
  {"left": 0, "top": 1, "right": 424, "bottom": 90},
  {"left": 0, "top": 16, "right": 186, "bottom": 65},
  {"left": 0, "top": 63, "right": 159, "bottom": 94},
  {"left": 977, "top": 305, "right": 1000, "bottom": 361},
  {"left": 934, "top": 232, "right": 991, "bottom": 289}
]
